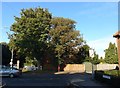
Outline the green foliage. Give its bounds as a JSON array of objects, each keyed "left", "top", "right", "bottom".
[
  {"left": 76, "top": 45, "right": 90, "bottom": 63},
  {"left": 24, "top": 57, "right": 33, "bottom": 65},
  {"left": 84, "top": 48, "right": 100, "bottom": 64},
  {"left": 92, "top": 52, "right": 100, "bottom": 64},
  {"left": 104, "top": 70, "right": 120, "bottom": 76},
  {"left": 8, "top": 7, "right": 90, "bottom": 68},
  {"left": 49, "top": 17, "right": 85, "bottom": 64},
  {"left": 24, "top": 57, "right": 38, "bottom": 66},
  {"left": 9, "top": 7, "right": 52, "bottom": 65},
  {"left": 99, "top": 57, "right": 105, "bottom": 64},
  {"left": 104, "top": 42, "right": 118, "bottom": 64}
]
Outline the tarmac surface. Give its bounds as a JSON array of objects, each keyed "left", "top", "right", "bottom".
[
  {"left": 1, "top": 71, "right": 112, "bottom": 88},
  {"left": 55, "top": 71, "right": 111, "bottom": 88}
]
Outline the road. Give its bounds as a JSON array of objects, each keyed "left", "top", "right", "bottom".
[
  {"left": 2, "top": 72, "right": 110, "bottom": 88},
  {"left": 2, "top": 72, "right": 84, "bottom": 88}
]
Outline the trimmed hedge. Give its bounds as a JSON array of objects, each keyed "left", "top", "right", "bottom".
[
  {"left": 104, "top": 70, "right": 120, "bottom": 76},
  {"left": 94, "top": 70, "right": 120, "bottom": 87}
]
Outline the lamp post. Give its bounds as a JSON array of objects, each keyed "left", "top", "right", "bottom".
[
  {"left": 7, "top": 33, "right": 14, "bottom": 69},
  {"left": 3, "top": 27, "right": 15, "bottom": 68},
  {"left": 89, "top": 48, "right": 95, "bottom": 79},
  {"left": 10, "top": 48, "right": 13, "bottom": 68}
]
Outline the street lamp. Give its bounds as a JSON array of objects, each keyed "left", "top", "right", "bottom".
[
  {"left": 10, "top": 48, "right": 13, "bottom": 68},
  {"left": 7, "top": 32, "right": 20, "bottom": 69},
  {"left": 1, "top": 27, "right": 13, "bottom": 68},
  {"left": 89, "top": 48, "right": 95, "bottom": 80},
  {"left": 6, "top": 32, "right": 14, "bottom": 68}
]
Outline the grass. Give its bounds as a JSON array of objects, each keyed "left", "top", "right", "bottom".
[{"left": 104, "top": 70, "right": 120, "bottom": 76}]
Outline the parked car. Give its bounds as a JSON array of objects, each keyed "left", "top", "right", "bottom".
[
  {"left": 23, "top": 65, "right": 38, "bottom": 71},
  {"left": 0, "top": 65, "right": 21, "bottom": 78}
]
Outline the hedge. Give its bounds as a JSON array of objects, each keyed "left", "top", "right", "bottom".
[{"left": 94, "top": 70, "right": 120, "bottom": 87}]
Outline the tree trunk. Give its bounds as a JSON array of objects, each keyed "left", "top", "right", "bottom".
[
  {"left": 37, "top": 59, "right": 44, "bottom": 70},
  {"left": 58, "top": 64, "right": 60, "bottom": 72}
]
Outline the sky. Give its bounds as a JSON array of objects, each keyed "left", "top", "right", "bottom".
[{"left": 1, "top": 2, "right": 118, "bottom": 58}]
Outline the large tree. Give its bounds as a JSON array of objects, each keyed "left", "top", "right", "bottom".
[
  {"left": 49, "top": 17, "right": 84, "bottom": 69},
  {"left": 104, "top": 42, "right": 118, "bottom": 64},
  {"left": 9, "top": 7, "right": 52, "bottom": 68}
]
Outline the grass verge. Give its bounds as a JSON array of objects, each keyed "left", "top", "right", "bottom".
[{"left": 104, "top": 70, "right": 120, "bottom": 76}]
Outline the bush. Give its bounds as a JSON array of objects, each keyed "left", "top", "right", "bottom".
[
  {"left": 104, "top": 70, "right": 120, "bottom": 76},
  {"left": 94, "top": 70, "right": 120, "bottom": 87}
]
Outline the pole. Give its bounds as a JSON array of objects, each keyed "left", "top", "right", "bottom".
[
  {"left": 10, "top": 48, "right": 13, "bottom": 68},
  {"left": 92, "top": 61, "right": 94, "bottom": 80},
  {"left": 89, "top": 48, "right": 95, "bottom": 80},
  {"left": 17, "top": 60, "right": 20, "bottom": 69}
]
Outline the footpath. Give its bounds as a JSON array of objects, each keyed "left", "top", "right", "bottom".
[
  {"left": 72, "top": 73, "right": 111, "bottom": 88},
  {"left": 55, "top": 71, "right": 112, "bottom": 88}
]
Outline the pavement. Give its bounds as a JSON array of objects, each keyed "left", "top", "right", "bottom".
[
  {"left": 55, "top": 71, "right": 111, "bottom": 88},
  {"left": 72, "top": 74, "right": 111, "bottom": 88}
]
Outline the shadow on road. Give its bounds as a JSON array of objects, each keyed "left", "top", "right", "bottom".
[{"left": 2, "top": 71, "right": 111, "bottom": 88}]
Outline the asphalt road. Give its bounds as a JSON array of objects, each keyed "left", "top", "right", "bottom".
[
  {"left": 2, "top": 72, "right": 84, "bottom": 88},
  {"left": 2, "top": 72, "right": 110, "bottom": 88}
]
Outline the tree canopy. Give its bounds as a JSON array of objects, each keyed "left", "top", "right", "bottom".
[
  {"left": 75, "top": 44, "right": 90, "bottom": 64},
  {"left": 49, "top": 17, "right": 85, "bottom": 65},
  {"left": 104, "top": 42, "right": 118, "bottom": 64},
  {"left": 92, "top": 51, "right": 100, "bottom": 64},
  {"left": 8, "top": 7, "right": 91, "bottom": 70},
  {"left": 9, "top": 7, "right": 52, "bottom": 67}
]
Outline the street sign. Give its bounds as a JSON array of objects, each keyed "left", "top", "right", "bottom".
[{"left": 103, "top": 75, "right": 111, "bottom": 79}]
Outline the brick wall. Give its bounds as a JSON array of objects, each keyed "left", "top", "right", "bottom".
[{"left": 63, "top": 64, "right": 85, "bottom": 72}]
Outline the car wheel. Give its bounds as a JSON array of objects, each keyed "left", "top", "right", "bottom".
[{"left": 9, "top": 74, "right": 14, "bottom": 78}]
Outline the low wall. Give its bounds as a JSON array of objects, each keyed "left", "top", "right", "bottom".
[
  {"left": 64, "top": 64, "right": 85, "bottom": 72},
  {"left": 63, "top": 63, "right": 118, "bottom": 73},
  {"left": 96, "top": 64, "right": 118, "bottom": 71}
]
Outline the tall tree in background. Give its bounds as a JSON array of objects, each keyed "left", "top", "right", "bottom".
[
  {"left": 49, "top": 17, "right": 84, "bottom": 70},
  {"left": 104, "top": 42, "right": 118, "bottom": 64},
  {"left": 92, "top": 52, "right": 100, "bottom": 64},
  {"left": 9, "top": 7, "right": 52, "bottom": 68},
  {"left": 76, "top": 44, "right": 90, "bottom": 63},
  {"left": 99, "top": 57, "right": 105, "bottom": 64}
]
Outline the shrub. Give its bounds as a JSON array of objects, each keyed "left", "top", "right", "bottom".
[{"left": 94, "top": 70, "right": 120, "bottom": 87}]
